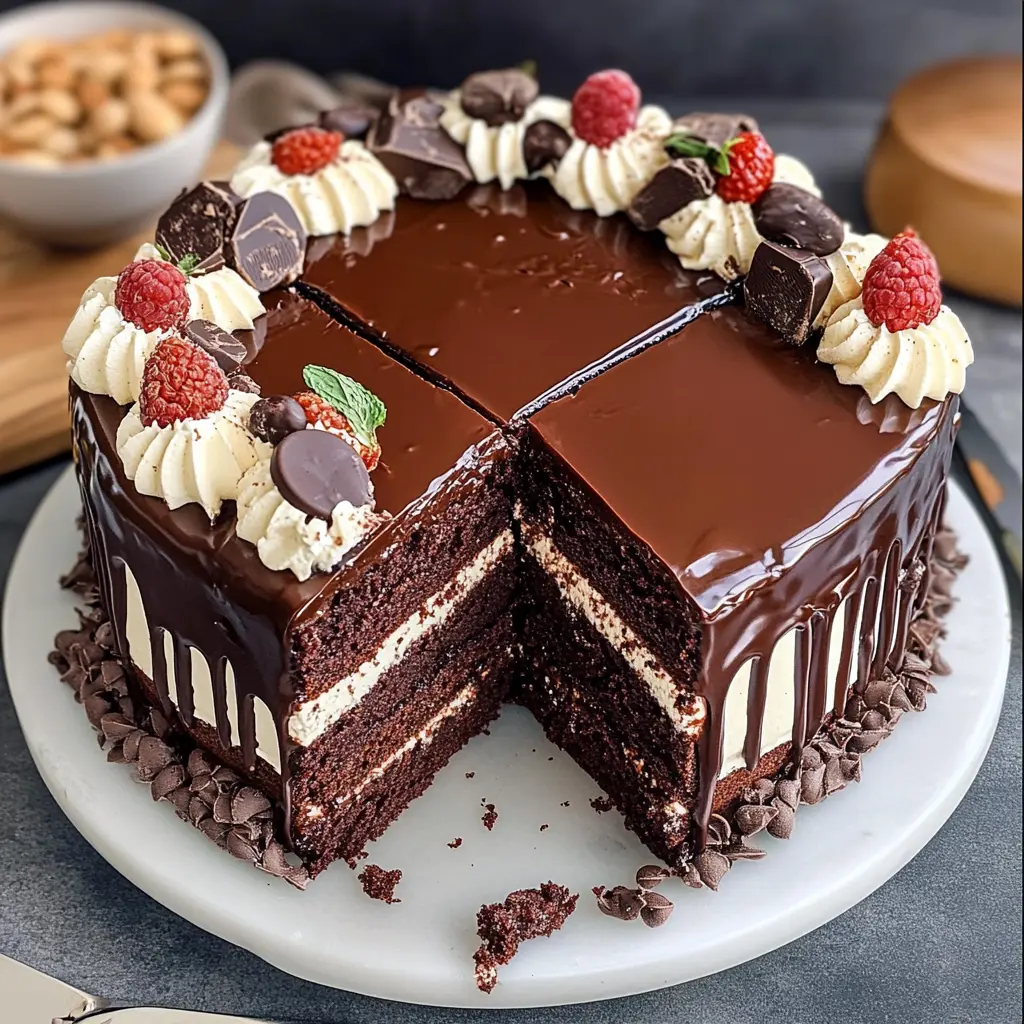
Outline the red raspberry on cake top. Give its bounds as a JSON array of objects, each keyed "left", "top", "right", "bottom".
[
  {"left": 293, "top": 390, "right": 381, "bottom": 472},
  {"left": 139, "top": 336, "right": 229, "bottom": 428},
  {"left": 115, "top": 258, "right": 191, "bottom": 333},
  {"left": 271, "top": 126, "right": 344, "bottom": 176},
  {"left": 861, "top": 229, "right": 943, "bottom": 332},
  {"left": 570, "top": 69, "right": 641, "bottom": 149},
  {"left": 714, "top": 131, "right": 775, "bottom": 204}
]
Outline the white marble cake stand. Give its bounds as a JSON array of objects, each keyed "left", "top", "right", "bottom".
[{"left": 3, "top": 467, "right": 1012, "bottom": 1008}]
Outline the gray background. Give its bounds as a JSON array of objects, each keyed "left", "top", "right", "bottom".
[{"left": 1, "top": 1, "right": 1022, "bottom": 1021}]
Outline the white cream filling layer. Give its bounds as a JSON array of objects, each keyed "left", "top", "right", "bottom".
[
  {"left": 287, "top": 530, "right": 514, "bottom": 747},
  {"left": 521, "top": 525, "right": 705, "bottom": 735},
  {"left": 332, "top": 683, "right": 478, "bottom": 809}
]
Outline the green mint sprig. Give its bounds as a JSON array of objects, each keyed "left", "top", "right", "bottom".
[
  {"left": 663, "top": 133, "right": 737, "bottom": 177},
  {"left": 303, "top": 364, "right": 387, "bottom": 448},
  {"left": 155, "top": 243, "right": 200, "bottom": 276}
]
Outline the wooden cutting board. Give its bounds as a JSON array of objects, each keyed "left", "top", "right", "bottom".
[{"left": 0, "top": 141, "right": 240, "bottom": 476}]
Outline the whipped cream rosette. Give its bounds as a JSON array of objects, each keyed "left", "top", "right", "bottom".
[
  {"left": 235, "top": 454, "right": 386, "bottom": 581},
  {"left": 818, "top": 230, "right": 974, "bottom": 408},
  {"left": 660, "top": 153, "right": 821, "bottom": 279},
  {"left": 117, "top": 388, "right": 269, "bottom": 520},
  {"left": 236, "top": 365, "right": 390, "bottom": 580},
  {"left": 815, "top": 232, "right": 889, "bottom": 326},
  {"left": 63, "top": 243, "right": 266, "bottom": 405},
  {"left": 550, "top": 105, "right": 674, "bottom": 217},
  {"left": 440, "top": 89, "right": 571, "bottom": 190},
  {"left": 231, "top": 134, "right": 397, "bottom": 237},
  {"left": 817, "top": 298, "right": 973, "bottom": 408}
]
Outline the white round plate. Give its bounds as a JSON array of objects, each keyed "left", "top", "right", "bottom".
[{"left": 3, "top": 468, "right": 1012, "bottom": 1008}]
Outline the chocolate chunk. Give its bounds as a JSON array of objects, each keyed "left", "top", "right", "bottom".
[
  {"left": 635, "top": 864, "right": 671, "bottom": 890},
  {"left": 227, "top": 192, "right": 306, "bottom": 292},
  {"left": 249, "top": 396, "right": 308, "bottom": 445},
  {"left": 226, "top": 370, "right": 260, "bottom": 395},
  {"left": 319, "top": 103, "right": 378, "bottom": 140},
  {"left": 522, "top": 119, "right": 572, "bottom": 174},
  {"left": 753, "top": 183, "right": 844, "bottom": 256},
  {"left": 270, "top": 429, "right": 371, "bottom": 521},
  {"left": 744, "top": 240, "right": 834, "bottom": 345},
  {"left": 184, "top": 320, "right": 247, "bottom": 371},
  {"left": 156, "top": 181, "right": 242, "bottom": 274},
  {"left": 672, "top": 111, "right": 759, "bottom": 148},
  {"left": 628, "top": 158, "right": 715, "bottom": 230},
  {"left": 460, "top": 68, "right": 539, "bottom": 127},
  {"left": 639, "top": 891, "right": 674, "bottom": 929},
  {"left": 368, "top": 89, "right": 473, "bottom": 200}
]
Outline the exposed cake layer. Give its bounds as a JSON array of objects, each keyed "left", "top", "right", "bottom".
[
  {"left": 70, "top": 293, "right": 510, "bottom": 847},
  {"left": 526, "top": 306, "right": 958, "bottom": 845},
  {"left": 302, "top": 182, "right": 723, "bottom": 421},
  {"left": 517, "top": 557, "right": 699, "bottom": 865}
]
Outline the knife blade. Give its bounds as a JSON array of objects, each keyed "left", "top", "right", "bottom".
[{"left": 1, "top": 953, "right": 273, "bottom": 1024}]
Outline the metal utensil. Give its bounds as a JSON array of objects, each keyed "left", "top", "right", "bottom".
[{"left": 1, "top": 953, "right": 272, "bottom": 1024}]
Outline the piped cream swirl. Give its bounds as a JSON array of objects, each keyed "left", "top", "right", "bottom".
[
  {"left": 230, "top": 139, "right": 397, "bottom": 237},
  {"left": 439, "top": 94, "right": 570, "bottom": 190},
  {"left": 815, "top": 232, "right": 888, "bottom": 326},
  {"left": 115, "top": 390, "right": 269, "bottom": 520},
  {"left": 187, "top": 267, "right": 264, "bottom": 332},
  {"left": 235, "top": 456, "right": 386, "bottom": 581},
  {"left": 660, "top": 155, "right": 819, "bottom": 279},
  {"left": 817, "top": 298, "right": 974, "bottom": 408},
  {"left": 550, "top": 105, "right": 673, "bottom": 217}
]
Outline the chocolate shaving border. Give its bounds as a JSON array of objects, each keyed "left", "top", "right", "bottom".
[{"left": 50, "top": 537, "right": 309, "bottom": 890}]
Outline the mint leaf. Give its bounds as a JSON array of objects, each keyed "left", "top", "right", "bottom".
[
  {"left": 303, "top": 365, "right": 386, "bottom": 448},
  {"left": 663, "top": 133, "right": 731, "bottom": 177},
  {"left": 519, "top": 58, "right": 538, "bottom": 79},
  {"left": 177, "top": 253, "right": 201, "bottom": 276}
]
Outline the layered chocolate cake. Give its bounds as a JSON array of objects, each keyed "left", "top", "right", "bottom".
[{"left": 55, "top": 66, "right": 975, "bottom": 889}]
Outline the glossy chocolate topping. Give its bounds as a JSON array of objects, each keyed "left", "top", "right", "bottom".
[
  {"left": 303, "top": 182, "right": 724, "bottom": 421},
  {"left": 530, "top": 304, "right": 949, "bottom": 611}
]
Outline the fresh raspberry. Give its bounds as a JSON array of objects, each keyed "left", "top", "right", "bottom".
[
  {"left": 293, "top": 391, "right": 380, "bottom": 471},
  {"left": 861, "top": 229, "right": 942, "bottom": 332},
  {"left": 570, "top": 70, "right": 640, "bottom": 149},
  {"left": 715, "top": 131, "right": 775, "bottom": 204},
  {"left": 271, "top": 126, "right": 343, "bottom": 176},
  {"left": 114, "top": 259, "right": 190, "bottom": 333},
  {"left": 139, "top": 336, "right": 229, "bottom": 427}
]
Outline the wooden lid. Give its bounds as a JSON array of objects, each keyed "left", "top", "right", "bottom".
[{"left": 866, "top": 56, "right": 1022, "bottom": 306}]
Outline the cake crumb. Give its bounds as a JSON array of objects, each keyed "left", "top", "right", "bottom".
[
  {"left": 473, "top": 882, "right": 578, "bottom": 993},
  {"left": 539, "top": 823, "right": 549, "bottom": 832},
  {"left": 590, "top": 795, "right": 615, "bottom": 813},
  {"left": 560, "top": 800, "right": 570, "bottom": 807},
  {"left": 482, "top": 804, "right": 498, "bottom": 831},
  {"left": 465, "top": 771, "right": 475, "bottom": 779},
  {"left": 448, "top": 837, "right": 463, "bottom": 849},
  {"left": 357, "top": 864, "right": 402, "bottom": 904}
]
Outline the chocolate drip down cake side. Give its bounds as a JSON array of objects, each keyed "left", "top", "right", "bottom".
[{"left": 54, "top": 67, "right": 975, "bottom": 914}]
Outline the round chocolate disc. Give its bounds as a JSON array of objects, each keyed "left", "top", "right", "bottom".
[
  {"left": 227, "top": 192, "right": 307, "bottom": 292},
  {"left": 270, "top": 429, "right": 371, "bottom": 521},
  {"left": 460, "top": 68, "right": 539, "bottom": 127},
  {"left": 752, "top": 183, "right": 844, "bottom": 256}
]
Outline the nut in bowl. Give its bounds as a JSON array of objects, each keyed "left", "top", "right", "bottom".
[{"left": 0, "top": 1, "right": 228, "bottom": 246}]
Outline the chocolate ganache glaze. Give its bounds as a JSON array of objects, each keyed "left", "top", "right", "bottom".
[
  {"left": 529, "top": 304, "right": 958, "bottom": 846},
  {"left": 73, "top": 292, "right": 497, "bottom": 838},
  {"left": 301, "top": 182, "right": 725, "bottom": 421}
]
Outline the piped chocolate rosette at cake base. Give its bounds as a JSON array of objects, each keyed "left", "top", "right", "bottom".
[{"left": 50, "top": 61, "right": 977, "bottom": 986}]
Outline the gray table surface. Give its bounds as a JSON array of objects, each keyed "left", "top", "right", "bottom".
[{"left": 1, "top": 102, "right": 1021, "bottom": 1024}]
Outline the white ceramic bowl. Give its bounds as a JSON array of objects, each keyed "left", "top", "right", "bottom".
[{"left": 0, "top": 1, "right": 229, "bottom": 247}]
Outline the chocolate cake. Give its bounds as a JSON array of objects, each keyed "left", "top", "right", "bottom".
[{"left": 55, "top": 66, "right": 975, "bottom": 891}]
